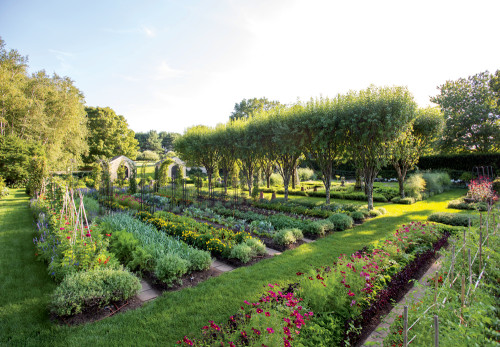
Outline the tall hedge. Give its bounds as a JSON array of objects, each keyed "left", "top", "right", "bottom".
[{"left": 418, "top": 153, "right": 500, "bottom": 173}]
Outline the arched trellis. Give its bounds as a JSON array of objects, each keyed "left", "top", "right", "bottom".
[{"left": 157, "top": 158, "right": 174, "bottom": 187}]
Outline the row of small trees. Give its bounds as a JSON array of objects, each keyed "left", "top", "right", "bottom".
[{"left": 175, "top": 86, "right": 443, "bottom": 210}]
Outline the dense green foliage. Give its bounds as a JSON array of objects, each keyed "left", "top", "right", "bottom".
[
  {"left": 0, "top": 39, "right": 88, "bottom": 170},
  {"left": 418, "top": 153, "right": 500, "bottom": 173},
  {"left": 431, "top": 70, "right": 500, "bottom": 153},
  {"left": 229, "top": 97, "right": 281, "bottom": 121},
  {"left": 50, "top": 268, "right": 140, "bottom": 316},
  {"left": 83, "top": 106, "right": 138, "bottom": 163}
]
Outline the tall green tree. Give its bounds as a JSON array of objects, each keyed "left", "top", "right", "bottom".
[
  {"left": 230, "top": 97, "right": 281, "bottom": 121},
  {"left": 1, "top": 38, "right": 88, "bottom": 170},
  {"left": 390, "top": 107, "right": 444, "bottom": 198},
  {"left": 145, "top": 130, "right": 163, "bottom": 153},
  {"left": 431, "top": 71, "right": 500, "bottom": 153},
  {"left": 84, "top": 106, "right": 138, "bottom": 163},
  {"left": 300, "top": 97, "right": 345, "bottom": 205},
  {"left": 134, "top": 132, "right": 148, "bottom": 151},
  {"left": 233, "top": 119, "right": 262, "bottom": 196},
  {"left": 267, "top": 105, "right": 304, "bottom": 201},
  {"left": 159, "top": 132, "right": 180, "bottom": 152},
  {"left": 175, "top": 125, "right": 220, "bottom": 191},
  {"left": 342, "top": 86, "right": 417, "bottom": 210},
  {"left": 213, "top": 124, "right": 238, "bottom": 194}
]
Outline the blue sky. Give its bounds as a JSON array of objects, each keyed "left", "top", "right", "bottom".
[{"left": 1, "top": 0, "right": 499, "bottom": 134}]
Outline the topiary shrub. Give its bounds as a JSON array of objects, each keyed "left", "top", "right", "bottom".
[
  {"left": 328, "top": 213, "right": 354, "bottom": 231},
  {"left": 427, "top": 212, "right": 475, "bottom": 227},
  {"left": 50, "top": 268, "right": 141, "bottom": 316},
  {"left": 391, "top": 196, "right": 415, "bottom": 204}
]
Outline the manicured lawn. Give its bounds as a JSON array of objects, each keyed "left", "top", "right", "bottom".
[{"left": 0, "top": 188, "right": 467, "bottom": 346}]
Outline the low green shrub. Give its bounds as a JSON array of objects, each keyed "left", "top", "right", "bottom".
[
  {"left": 377, "top": 207, "right": 387, "bottom": 215},
  {"left": 447, "top": 199, "right": 488, "bottom": 211},
  {"left": 369, "top": 209, "right": 382, "bottom": 217},
  {"left": 50, "top": 268, "right": 140, "bottom": 316},
  {"left": 328, "top": 213, "right": 354, "bottom": 231},
  {"left": 391, "top": 196, "right": 415, "bottom": 204},
  {"left": 155, "top": 254, "right": 189, "bottom": 285},
  {"left": 244, "top": 238, "right": 267, "bottom": 256},
  {"left": 303, "top": 220, "right": 335, "bottom": 236},
  {"left": 427, "top": 212, "right": 476, "bottom": 227},
  {"left": 229, "top": 243, "right": 253, "bottom": 263},
  {"left": 272, "top": 228, "right": 302, "bottom": 245},
  {"left": 350, "top": 211, "right": 365, "bottom": 221}
]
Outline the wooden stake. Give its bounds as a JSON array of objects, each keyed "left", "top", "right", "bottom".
[
  {"left": 450, "top": 245, "right": 455, "bottom": 288},
  {"left": 403, "top": 305, "right": 408, "bottom": 347},
  {"left": 434, "top": 315, "right": 439, "bottom": 347},
  {"left": 479, "top": 230, "right": 483, "bottom": 270},
  {"left": 434, "top": 271, "right": 439, "bottom": 303},
  {"left": 479, "top": 212, "right": 482, "bottom": 230},
  {"left": 468, "top": 249, "right": 472, "bottom": 286},
  {"left": 461, "top": 274, "right": 465, "bottom": 320}
]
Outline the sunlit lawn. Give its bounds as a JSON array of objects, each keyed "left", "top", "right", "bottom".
[{"left": 0, "top": 188, "right": 468, "bottom": 346}]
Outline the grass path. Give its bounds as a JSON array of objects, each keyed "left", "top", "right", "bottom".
[{"left": 0, "top": 188, "right": 466, "bottom": 346}]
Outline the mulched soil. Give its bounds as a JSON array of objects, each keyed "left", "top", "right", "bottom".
[
  {"left": 147, "top": 267, "right": 224, "bottom": 292},
  {"left": 53, "top": 296, "right": 143, "bottom": 327},
  {"left": 219, "top": 253, "right": 273, "bottom": 268}
]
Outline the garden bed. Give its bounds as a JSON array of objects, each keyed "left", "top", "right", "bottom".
[{"left": 349, "top": 234, "right": 450, "bottom": 346}]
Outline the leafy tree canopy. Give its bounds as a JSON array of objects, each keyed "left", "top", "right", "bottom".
[
  {"left": 229, "top": 97, "right": 280, "bottom": 121},
  {"left": 84, "top": 106, "right": 138, "bottom": 163},
  {"left": 431, "top": 71, "right": 499, "bottom": 153},
  {"left": 0, "top": 37, "right": 88, "bottom": 170}
]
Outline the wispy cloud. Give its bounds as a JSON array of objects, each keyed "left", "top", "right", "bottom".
[
  {"left": 48, "top": 49, "right": 74, "bottom": 72},
  {"left": 102, "top": 25, "right": 156, "bottom": 37},
  {"left": 155, "top": 61, "right": 184, "bottom": 80},
  {"left": 141, "top": 25, "right": 156, "bottom": 37}
]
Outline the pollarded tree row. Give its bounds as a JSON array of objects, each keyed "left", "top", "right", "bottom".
[{"left": 175, "top": 85, "right": 443, "bottom": 210}]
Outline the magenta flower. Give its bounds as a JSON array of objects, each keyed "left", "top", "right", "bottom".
[{"left": 267, "top": 328, "right": 274, "bottom": 334}]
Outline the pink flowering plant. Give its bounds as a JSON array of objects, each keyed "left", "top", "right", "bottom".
[
  {"left": 294, "top": 221, "right": 454, "bottom": 345},
  {"left": 467, "top": 177, "right": 498, "bottom": 203},
  {"left": 177, "top": 283, "right": 313, "bottom": 346}
]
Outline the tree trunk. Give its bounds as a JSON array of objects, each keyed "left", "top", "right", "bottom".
[
  {"left": 354, "top": 168, "right": 362, "bottom": 191},
  {"left": 246, "top": 172, "right": 253, "bottom": 197},
  {"left": 266, "top": 175, "right": 271, "bottom": 188},
  {"left": 223, "top": 169, "right": 229, "bottom": 195},
  {"left": 393, "top": 163, "right": 407, "bottom": 199},
  {"left": 283, "top": 174, "right": 290, "bottom": 201},
  {"left": 398, "top": 177, "right": 405, "bottom": 199},
  {"left": 291, "top": 168, "right": 296, "bottom": 190}
]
